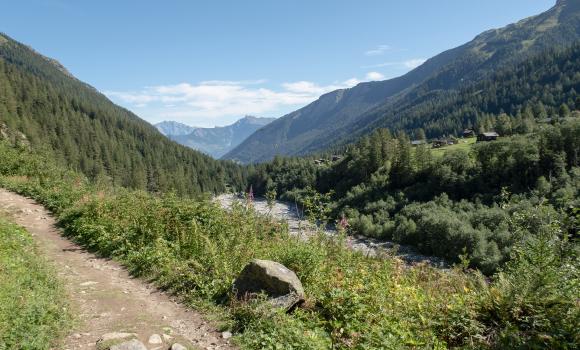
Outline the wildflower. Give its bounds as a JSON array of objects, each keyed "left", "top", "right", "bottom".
[
  {"left": 248, "top": 185, "right": 254, "bottom": 201},
  {"left": 339, "top": 214, "right": 349, "bottom": 230}
]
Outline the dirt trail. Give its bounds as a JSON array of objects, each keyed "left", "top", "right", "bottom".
[{"left": 0, "top": 189, "right": 234, "bottom": 350}]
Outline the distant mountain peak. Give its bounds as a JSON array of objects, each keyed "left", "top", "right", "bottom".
[
  {"left": 553, "top": 0, "right": 580, "bottom": 16},
  {"left": 154, "top": 121, "right": 195, "bottom": 136},
  {"left": 157, "top": 116, "right": 275, "bottom": 158},
  {"left": 236, "top": 115, "right": 275, "bottom": 125}
]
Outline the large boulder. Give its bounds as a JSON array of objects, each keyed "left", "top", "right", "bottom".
[{"left": 233, "top": 259, "right": 305, "bottom": 309}]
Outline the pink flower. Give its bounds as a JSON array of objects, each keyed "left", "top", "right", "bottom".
[
  {"left": 339, "top": 214, "right": 349, "bottom": 230},
  {"left": 248, "top": 185, "right": 254, "bottom": 202}
]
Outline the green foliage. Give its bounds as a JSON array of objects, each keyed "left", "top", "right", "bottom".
[
  {"left": 479, "top": 205, "right": 580, "bottom": 348},
  {"left": 1, "top": 140, "right": 579, "bottom": 349},
  {"left": 251, "top": 119, "right": 580, "bottom": 273},
  {"left": 302, "top": 186, "right": 334, "bottom": 226},
  {"left": 0, "top": 218, "right": 71, "bottom": 349},
  {"left": 265, "top": 187, "right": 277, "bottom": 214}
]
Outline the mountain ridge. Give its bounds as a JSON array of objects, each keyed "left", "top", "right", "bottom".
[
  {"left": 224, "top": 0, "right": 580, "bottom": 163},
  {"left": 155, "top": 116, "right": 275, "bottom": 158}
]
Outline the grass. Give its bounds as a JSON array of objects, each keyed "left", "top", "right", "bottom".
[
  {"left": 430, "top": 137, "right": 477, "bottom": 159},
  {"left": 0, "top": 141, "right": 577, "bottom": 349},
  {"left": 0, "top": 217, "right": 71, "bottom": 350}
]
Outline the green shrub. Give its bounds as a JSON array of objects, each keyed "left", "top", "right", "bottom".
[
  {"left": 0, "top": 219, "right": 70, "bottom": 349},
  {"left": 1, "top": 141, "right": 578, "bottom": 349}
]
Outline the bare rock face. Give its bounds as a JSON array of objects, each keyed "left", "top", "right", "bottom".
[{"left": 233, "top": 259, "right": 305, "bottom": 310}]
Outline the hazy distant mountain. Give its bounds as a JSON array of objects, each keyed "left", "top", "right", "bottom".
[
  {"left": 224, "top": 0, "right": 580, "bottom": 163},
  {"left": 155, "top": 121, "right": 196, "bottom": 136},
  {"left": 156, "top": 116, "right": 275, "bottom": 158}
]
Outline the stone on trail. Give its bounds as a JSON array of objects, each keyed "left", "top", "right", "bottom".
[
  {"left": 109, "top": 339, "right": 148, "bottom": 350},
  {"left": 233, "top": 259, "right": 305, "bottom": 310},
  {"left": 148, "top": 333, "right": 163, "bottom": 344},
  {"left": 96, "top": 332, "right": 139, "bottom": 350},
  {"left": 221, "top": 331, "right": 233, "bottom": 339},
  {"left": 171, "top": 343, "right": 188, "bottom": 350}
]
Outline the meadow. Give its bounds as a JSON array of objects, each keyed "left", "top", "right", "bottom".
[{"left": 0, "top": 141, "right": 577, "bottom": 349}]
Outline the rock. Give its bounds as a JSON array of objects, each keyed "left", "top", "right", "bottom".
[
  {"left": 269, "top": 293, "right": 304, "bottom": 310},
  {"left": 233, "top": 259, "right": 305, "bottom": 309},
  {"left": 221, "top": 331, "right": 232, "bottom": 339},
  {"left": 80, "top": 281, "right": 99, "bottom": 286},
  {"left": 148, "top": 333, "right": 163, "bottom": 344},
  {"left": 109, "top": 339, "right": 148, "bottom": 350},
  {"left": 98, "top": 332, "right": 137, "bottom": 343},
  {"left": 171, "top": 344, "right": 188, "bottom": 350},
  {"left": 95, "top": 333, "right": 138, "bottom": 350}
]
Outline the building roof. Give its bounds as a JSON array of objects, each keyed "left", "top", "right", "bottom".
[{"left": 480, "top": 132, "right": 499, "bottom": 137}]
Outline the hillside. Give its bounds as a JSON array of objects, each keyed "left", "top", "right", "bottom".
[
  {"left": 156, "top": 116, "right": 275, "bottom": 158},
  {"left": 225, "top": 0, "right": 580, "bottom": 163},
  {"left": 0, "top": 33, "right": 246, "bottom": 195}
]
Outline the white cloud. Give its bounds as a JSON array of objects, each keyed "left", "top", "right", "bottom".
[
  {"left": 403, "top": 58, "right": 427, "bottom": 69},
  {"left": 365, "top": 71, "right": 385, "bottom": 81},
  {"left": 105, "top": 78, "right": 361, "bottom": 126},
  {"left": 365, "top": 44, "right": 391, "bottom": 56},
  {"left": 361, "top": 58, "right": 427, "bottom": 70}
]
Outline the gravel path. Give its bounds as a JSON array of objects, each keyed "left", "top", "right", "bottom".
[
  {"left": 216, "top": 194, "right": 448, "bottom": 268},
  {"left": 0, "top": 189, "right": 235, "bottom": 350}
]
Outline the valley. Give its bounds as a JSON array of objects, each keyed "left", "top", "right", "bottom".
[
  {"left": 216, "top": 194, "right": 448, "bottom": 267},
  {"left": 156, "top": 117, "right": 275, "bottom": 158},
  {"left": 0, "top": 1, "right": 578, "bottom": 349}
]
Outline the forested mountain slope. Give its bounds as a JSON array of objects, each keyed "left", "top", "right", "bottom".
[
  {"left": 0, "top": 33, "right": 245, "bottom": 196},
  {"left": 243, "top": 42, "right": 580, "bottom": 274},
  {"left": 225, "top": 0, "right": 580, "bottom": 163}
]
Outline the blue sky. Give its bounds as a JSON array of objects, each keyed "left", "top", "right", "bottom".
[{"left": 1, "top": 0, "right": 555, "bottom": 127}]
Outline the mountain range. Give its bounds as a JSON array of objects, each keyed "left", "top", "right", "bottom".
[
  {"left": 155, "top": 116, "right": 275, "bottom": 158},
  {"left": 224, "top": 0, "right": 580, "bottom": 163},
  {"left": 155, "top": 121, "right": 196, "bottom": 137}
]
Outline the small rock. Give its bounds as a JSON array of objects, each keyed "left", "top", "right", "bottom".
[
  {"left": 80, "top": 281, "right": 99, "bottom": 286},
  {"left": 97, "top": 333, "right": 136, "bottom": 341},
  {"left": 109, "top": 339, "right": 147, "bottom": 350},
  {"left": 72, "top": 333, "right": 82, "bottom": 339},
  {"left": 148, "top": 334, "right": 163, "bottom": 344},
  {"left": 221, "top": 331, "right": 232, "bottom": 339},
  {"left": 171, "top": 344, "right": 188, "bottom": 350},
  {"left": 96, "top": 333, "right": 139, "bottom": 350},
  {"left": 162, "top": 333, "right": 173, "bottom": 341}
]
